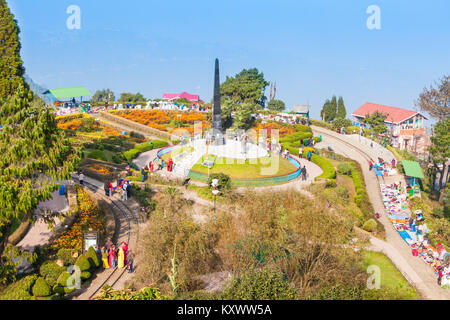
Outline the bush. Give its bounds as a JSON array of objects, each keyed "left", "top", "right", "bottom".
[
  {"left": 325, "top": 179, "right": 337, "bottom": 188},
  {"left": 221, "top": 268, "right": 297, "bottom": 300},
  {"left": 207, "top": 173, "right": 232, "bottom": 192},
  {"left": 75, "top": 255, "right": 91, "bottom": 272},
  {"left": 123, "top": 140, "right": 168, "bottom": 161},
  {"left": 86, "top": 246, "right": 101, "bottom": 269},
  {"left": 56, "top": 272, "right": 72, "bottom": 287},
  {"left": 346, "top": 126, "right": 360, "bottom": 134},
  {"left": 332, "top": 118, "right": 353, "bottom": 129},
  {"left": 53, "top": 284, "right": 75, "bottom": 295},
  {"left": 363, "top": 219, "right": 378, "bottom": 232},
  {"left": 312, "top": 154, "right": 336, "bottom": 180},
  {"left": 87, "top": 150, "right": 108, "bottom": 161},
  {"left": 39, "top": 261, "right": 66, "bottom": 287},
  {"left": 337, "top": 162, "right": 353, "bottom": 176},
  {"left": 32, "top": 277, "right": 52, "bottom": 297},
  {"left": 337, "top": 186, "right": 349, "bottom": 200},
  {"left": 0, "top": 275, "right": 38, "bottom": 300},
  {"left": 57, "top": 249, "right": 79, "bottom": 266},
  {"left": 80, "top": 271, "right": 92, "bottom": 281}
]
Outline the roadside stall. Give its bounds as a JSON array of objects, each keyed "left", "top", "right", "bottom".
[{"left": 401, "top": 160, "right": 424, "bottom": 198}]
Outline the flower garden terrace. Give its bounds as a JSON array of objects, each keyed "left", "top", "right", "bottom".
[{"left": 108, "top": 109, "right": 210, "bottom": 134}]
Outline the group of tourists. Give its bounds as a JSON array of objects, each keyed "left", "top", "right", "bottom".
[
  {"left": 98, "top": 240, "right": 132, "bottom": 272},
  {"left": 104, "top": 178, "right": 131, "bottom": 200}
]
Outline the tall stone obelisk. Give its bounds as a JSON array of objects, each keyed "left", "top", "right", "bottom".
[{"left": 212, "top": 58, "right": 224, "bottom": 145}]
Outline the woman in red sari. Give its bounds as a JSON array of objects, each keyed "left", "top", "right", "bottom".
[
  {"left": 150, "top": 161, "right": 154, "bottom": 173},
  {"left": 109, "top": 245, "right": 116, "bottom": 268}
]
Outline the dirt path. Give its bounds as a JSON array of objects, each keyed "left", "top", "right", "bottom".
[{"left": 312, "top": 125, "right": 450, "bottom": 300}]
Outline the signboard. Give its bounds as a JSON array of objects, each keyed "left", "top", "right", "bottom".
[{"left": 83, "top": 231, "right": 98, "bottom": 253}]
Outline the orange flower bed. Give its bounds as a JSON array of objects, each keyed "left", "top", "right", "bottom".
[
  {"left": 52, "top": 186, "right": 105, "bottom": 250},
  {"left": 89, "top": 164, "right": 113, "bottom": 175},
  {"left": 57, "top": 118, "right": 83, "bottom": 131},
  {"left": 114, "top": 110, "right": 207, "bottom": 132},
  {"left": 103, "top": 127, "right": 124, "bottom": 137},
  {"left": 254, "top": 122, "right": 296, "bottom": 138}
]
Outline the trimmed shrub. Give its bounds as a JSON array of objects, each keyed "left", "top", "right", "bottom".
[
  {"left": 363, "top": 219, "right": 378, "bottom": 232},
  {"left": 346, "top": 126, "right": 360, "bottom": 134},
  {"left": 39, "top": 261, "right": 66, "bottom": 287},
  {"left": 0, "top": 275, "right": 38, "bottom": 300},
  {"left": 311, "top": 154, "right": 336, "bottom": 180},
  {"left": 87, "top": 150, "right": 107, "bottom": 161},
  {"left": 332, "top": 118, "right": 353, "bottom": 129},
  {"left": 32, "top": 277, "right": 52, "bottom": 297},
  {"left": 123, "top": 140, "right": 168, "bottom": 161},
  {"left": 75, "top": 255, "right": 91, "bottom": 272},
  {"left": 56, "top": 272, "right": 72, "bottom": 287},
  {"left": 207, "top": 173, "right": 232, "bottom": 193},
  {"left": 80, "top": 271, "right": 92, "bottom": 281},
  {"left": 86, "top": 246, "right": 101, "bottom": 269},
  {"left": 53, "top": 284, "right": 75, "bottom": 295},
  {"left": 57, "top": 248, "right": 79, "bottom": 265},
  {"left": 337, "top": 162, "right": 353, "bottom": 176}
]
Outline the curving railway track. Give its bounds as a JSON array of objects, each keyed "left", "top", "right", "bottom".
[{"left": 72, "top": 177, "right": 143, "bottom": 300}]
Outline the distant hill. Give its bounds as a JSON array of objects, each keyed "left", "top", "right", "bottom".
[{"left": 24, "top": 74, "right": 51, "bottom": 104}]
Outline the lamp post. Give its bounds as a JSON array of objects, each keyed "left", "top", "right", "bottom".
[{"left": 211, "top": 179, "right": 219, "bottom": 224}]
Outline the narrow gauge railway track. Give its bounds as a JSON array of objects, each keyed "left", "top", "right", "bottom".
[{"left": 72, "top": 177, "right": 142, "bottom": 300}]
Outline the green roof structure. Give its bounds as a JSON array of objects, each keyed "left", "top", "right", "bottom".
[
  {"left": 44, "top": 86, "right": 92, "bottom": 100},
  {"left": 401, "top": 160, "right": 424, "bottom": 179}
]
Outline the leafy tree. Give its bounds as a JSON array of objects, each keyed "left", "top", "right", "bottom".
[
  {"left": 429, "top": 118, "right": 450, "bottom": 191},
  {"left": 336, "top": 96, "right": 347, "bottom": 119},
  {"left": 91, "top": 89, "right": 115, "bottom": 103},
  {"left": 119, "top": 92, "right": 146, "bottom": 103},
  {"left": 234, "top": 103, "right": 256, "bottom": 130},
  {"left": 221, "top": 68, "right": 269, "bottom": 108},
  {"left": 267, "top": 99, "right": 286, "bottom": 112},
  {"left": 415, "top": 75, "right": 449, "bottom": 121},
  {"left": 332, "top": 118, "right": 352, "bottom": 130},
  {"left": 219, "top": 68, "right": 268, "bottom": 129},
  {"left": 0, "top": 0, "right": 80, "bottom": 277},
  {"left": 363, "top": 111, "right": 388, "bottom": 135}
]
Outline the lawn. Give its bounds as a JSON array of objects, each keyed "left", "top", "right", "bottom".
[
  {"left": 190, "top": 155, "right": 297, "bottom": 179},
  {"left": 363, "top": 251, "right": 420, "bottom": 300}
]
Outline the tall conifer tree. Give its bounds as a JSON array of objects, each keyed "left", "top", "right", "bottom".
[{"left": 0, "top": 0, "right": 80, "bottom": 266}]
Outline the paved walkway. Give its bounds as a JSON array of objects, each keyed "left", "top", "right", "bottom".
[
  {"left": 18, "top": 190, "right": 69, "bottom": 252},
  {"left": 312, "top": 125, "right": 450, "bottom": 300}
]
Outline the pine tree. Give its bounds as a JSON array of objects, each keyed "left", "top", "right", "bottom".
[
  {"left": 336, "top": 96, "right": 347, "bottom": 119},
  {"left": 0, "top": 0, "right": 80, "bottom": 266}
]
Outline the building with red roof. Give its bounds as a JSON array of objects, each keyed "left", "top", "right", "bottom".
[
  {"left": 352, "top": 102, "right": 430, "bottom": 153},
  {"left": 162, "top": 92, "right": 203, "bottom": 103}
]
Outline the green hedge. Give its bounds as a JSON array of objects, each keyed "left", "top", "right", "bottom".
[
  {"left": 311, "top": 154, "right": 336, "bottom": 180},
  {"left": 123, "top": 140, "right": 168, "bottom": 161},
  {"left": 57, "top": 249, "right": 79, "bottom": 266},
  {"left": 0, "top": 275, "right": 38, "bottom": 300},
  {"left": 87, "top": 150, "right": 108, "bottom": 162},
  {"left": 85, "top": 246, "right": 101, "bottom": 269},
  {"left": 75, "top": 255, "right": 91, "bottom": 272}
]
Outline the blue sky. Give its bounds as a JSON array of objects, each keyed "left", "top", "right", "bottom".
[{"left": 7, "top": 0, "right": 450, "bottom": 121}]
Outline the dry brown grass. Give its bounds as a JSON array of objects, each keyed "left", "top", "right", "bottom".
[{"left": 133, "top": 187, "right": 368, "bottom": 298}]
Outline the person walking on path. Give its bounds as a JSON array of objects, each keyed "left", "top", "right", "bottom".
[
  {"left": 391, "top": 158, "right": 396, "bottom": 168},
  {"left": 299, "top": 146, "right": 303, "bottom": 158},
  {"left": 126, "top": 181, "right": 131, "bottom": 199},
  {"left": 79, "top": 172, "right": 85, "bottom": 185},
  {"left": 301, "top": 166, "right": 307, "bottom": 181},
  {"left": 141, "top": 168, "right": 146, "bottom": 182},
  {"left": 101, "top": 247, "right": 110, "bottom": 269},
  {"left": 369, "top": 160, "right": 373, "bottom": 171},
  {"left": 307, "top": 151, "right": 312, "bottom": 162}
]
